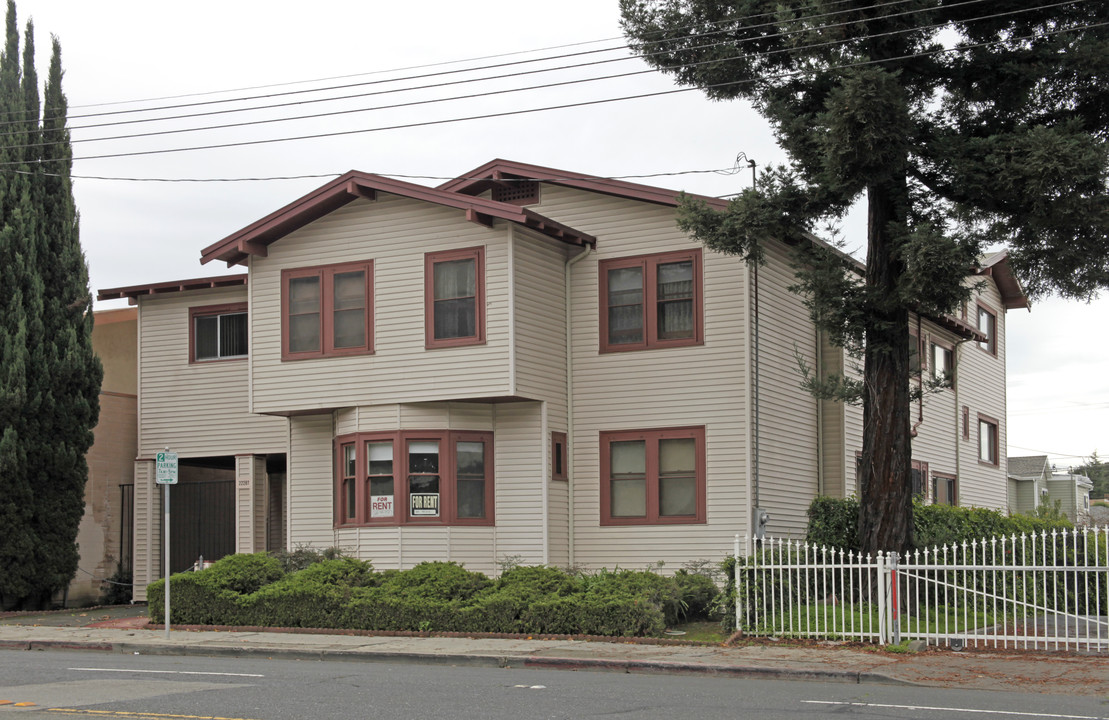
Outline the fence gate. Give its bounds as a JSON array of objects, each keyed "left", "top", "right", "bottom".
[
  {"left": 735, "top": 528, "right": 1109, "bottom": 652},
  {"left": 168, "top": 479, "right": 235, "bottom": 574}
]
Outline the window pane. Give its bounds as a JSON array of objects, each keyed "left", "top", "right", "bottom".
[
  {"left": 344, "top": 479, "right": 356, "bottom": 520},
  {"left": 607, "top": 267, "right": 643, "bottom": 345},
  {"left": 455, "top": 440, "right": 486, "bottom": 519},
  {"left": 434, "top": 297, "right": 476, "bottom": 339},
  {"left": 289, "top": 276, "right": 320, "bottom": 314},
  {"left": 343, "top": 445, "right": 356, "bottom": 478},
  {"left": 333, "top": 308, "right": 365, "bottom": 348},
  {"left": 195, "top": 315, "right": 218, "bottom": 360},
  {"left": 610, "top": 440, "right": 646, "bottom": 517},
  {"left": 368, "top": 441, "right": 393, "bottom": 475},
  {"left": 333, "top": 271, "right": 365, "bottom": 310},
  {"left": 657, "top": 299, "right": 693, "bottom": 340},
  {"left": 657, "top": 261, "right": 693, "bottom": 300},
  {"left": 657, "top": 262, "right": 693, "bottom": 340},
  {"left": 289, "top": 313, "right": 320, "bottom": 353},
  {"left": 434, "top": 259, "right": 475, "bottom": 300},
  {"left": 220, "top": 312, "right": 248, "bottom": 357},
  {"left": 979, "top": 421, "right": 996, "bottom": 463},
  {"left": 659, "top": 438, "right": 696, "bottom": 516},
  {"left": 409, "top": 441, "right": 439, "bottom": 473}
]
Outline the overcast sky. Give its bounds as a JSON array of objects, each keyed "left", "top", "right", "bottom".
[{"left": 14, "top": 0, "right": 1106, "bottom": 469}]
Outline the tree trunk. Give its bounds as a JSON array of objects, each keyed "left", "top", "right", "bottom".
[{"left": 857, "top": 179, "right": 915, "bottom": 556}]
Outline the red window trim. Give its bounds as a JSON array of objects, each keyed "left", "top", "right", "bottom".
[
  {"left": 551, "top": 431, "right": 567, "bottom": 482},
  {"left": 932, "top": 472, "right": 958, "bottom": 506},
  {"left": 188, "top": 302, "right": 247, "bottom": 364},
  {"left": 975, "top": 301, "right": 998, "bottom": 357},
  {"left": 977, "top": 413, "right": 1000, "bottom": 467},
  {"left": 425, "top": 246, "right": 486, "bottom": 349},
  {"left": 599, "top": 426, "right": 707, "bottom": 526},
  {"left": 599, "top": 249, "right": 704, "bottom": 353},
  {"left": 333, "top": 430, "right": 494, "bottom": 528},
  {"left": 281, "top": 260, "right": 374, "bottom": 361}
]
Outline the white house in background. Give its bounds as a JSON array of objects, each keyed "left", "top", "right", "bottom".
[{"left": 98, "top": 160, "right": 1028, "bottom": 601}]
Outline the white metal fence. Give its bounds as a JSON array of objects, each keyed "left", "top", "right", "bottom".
[{"left": 734, "top": 527, "right": 1109, "bottom": 652}]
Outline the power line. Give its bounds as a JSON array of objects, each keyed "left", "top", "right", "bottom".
[
  {"left": 3, "top": 2, "right": 1087, "bottom": 163},
  {"left": 5, "top": 18, "right": 1089, "bottom": 168},
  {"left": 57, "top": 0, "right": 901, "bottom": 115}
]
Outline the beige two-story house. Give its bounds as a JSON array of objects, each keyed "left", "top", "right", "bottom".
[{"left": 99, "top": 160, "right": 1028, "bottom": 601}]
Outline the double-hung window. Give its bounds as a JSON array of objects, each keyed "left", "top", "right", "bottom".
[
  {"left": 425, "top": 247, "right": 485, "bottom": 349},
  {"left": 978, "top": 415, "right": 999, "bottom": 466},
  {"left": 600, "top": 426, "right": 706, "bottom": 525},
  {"left": 190, "top": 303, "right": 248, "bottom": 362},
  {"left": 335, "top": 430, "right": 494, "bottom": 527},
  {"left": 932, "top": 473, "right": 957, "bottom": 505},
  {"left": 281, "top": 261, "right": 373, "bottom": 360},
  {"left": 931, "top": 341, "right": 954, "bottom": 388},
  {"left": 977, "top": 303, "right": 997, "bottom": 355},
  {"left": 599, "top": 249, "right": 703, "bottom": 352}
]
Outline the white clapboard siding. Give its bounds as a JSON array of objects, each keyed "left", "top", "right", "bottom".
[
  {"left": 132, "top": 460, "right": 155, "bottom": 601},
  {"left": 288, "top": 414, "right": 336, "bottom": 549},
  {"left": 137, "top": 287, "right": 286, "bottom": 458},
  {"left": 249, "top": 195, "right": 515, "bottom": 414},
  {"left": 512, "top": 228, "right": 569, "bottom": 405}
]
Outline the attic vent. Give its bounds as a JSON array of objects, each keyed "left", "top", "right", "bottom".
[{"left": 492, "top": 180, "right": 539, "bottom": 205}]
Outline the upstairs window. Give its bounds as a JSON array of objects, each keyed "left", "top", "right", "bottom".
[
  {"left": 599, "top": 249, "right": 703, "bottom": 353},
  {"left": 282, "top": 261, "right": 373, "bottom": 360},
  {"left": 425, "top": 247, "right": 486, "bottom": 349},
  {"left": 190, "top": 303, "right": 248, "bottom": 362},
  {"left": 978, "top": 415, "right": 999, "bottom": 466},
  {"left": 977, "top": 303, "right": 997, "bottom": 355},
  {"left": 931, "top": 342, "right": 954, "bottom": 388}
]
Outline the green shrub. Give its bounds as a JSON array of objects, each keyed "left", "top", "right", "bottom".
[
  {"left": 268, "top": 546, "right": 350, "bottom": 573},
  {"left": 378, "top": 561, "right": 491, "bottom": 601},
  {"left": 806, "top": 496, "right": 1073, "bottom": 551},
  {"left": 582, "top": 569, "right": 683, "bottom": 627},
  {"left": 674, "top": 569, "right": 719, "bottom": 620},
  {"left": 203, "top": 553, "right": 285, "bottom": 595}
]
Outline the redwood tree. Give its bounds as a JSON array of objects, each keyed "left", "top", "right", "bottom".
[{"left": 620, "top": 0, "right": 1109, "bottom": 554}]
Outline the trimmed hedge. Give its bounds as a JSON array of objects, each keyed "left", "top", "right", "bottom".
[
  {"left": 148, "top": 557, "right": 719, "bottom": 637},
  {"left": 806, "top": 496, "right": 1072, "bottom": 551}
]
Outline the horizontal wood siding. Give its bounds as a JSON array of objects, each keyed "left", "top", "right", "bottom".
[
  {"left": 909, "top": 315, "right": 960, "bottom": 498},
  {"left": 538, "top": 185, "right": 748, "bottom": 569},
  {"left": 288, "top": 415, "right": 336, "bottom": 549},
  {"left": 512, "top": 228, "right": 568, "bottom": 403},
  {"left": 249, "top": 195, "right": 512, "bottom": 414},
  {"left": 137, "top": 287, "right": 286, "bottom": 458},
  {"left": 492, "top": 403, "right": 546, "bottom": 568},
  {"left": 752, "top": 241, "right": 819, "bottom": 537},
  {"left": 132, "top": 460, "right": 155, "bottom": 601}
]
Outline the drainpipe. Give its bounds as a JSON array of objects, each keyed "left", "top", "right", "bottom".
[
  {"left": 816, "top": 327, "right": 824, "bottom": 496},
  {"left": 565, "top": 243, "right": 592, "bottom": 566}
]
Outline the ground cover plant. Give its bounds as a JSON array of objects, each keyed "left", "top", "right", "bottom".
[{"left": 146, "top": 553, "right": 722, "bottom": 637}]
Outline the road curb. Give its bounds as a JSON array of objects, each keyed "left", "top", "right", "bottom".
[
  {"left": 27, "top": 640, "right": 113, "bottom": 652},
  {"left": 520, "top": 656, "right": 913, "bottom": 685}
]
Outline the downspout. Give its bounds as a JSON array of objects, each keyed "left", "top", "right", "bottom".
[
  {"left": 743, "top": 258, "right": 754, "bottom": 537},
  {"left": 565, "top": 242, "right": 593, "bottom": 567},
  {"left": 911, "top": 315, "right": 924, "bottom": 437},
  {"left": 816, "top": 327, "right": 824, "bottom": 496}
]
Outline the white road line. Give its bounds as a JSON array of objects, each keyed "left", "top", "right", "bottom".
[
  {"left": 68, "top": 668, "right": 264, "bottom": 678},
  {"left": 803, "top": 700, "right": 1107, "bottom": 719}
]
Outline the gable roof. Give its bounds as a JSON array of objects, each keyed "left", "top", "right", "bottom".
[
  {"left": 977, "top": 251, "right": 1031, "bottom": 310},
  {"left": 1008, "top": 455, "right": 1050, "bottom": 479},
  {"left": 200, "top": 171, "right": 596, "bottom": 267},
  {"left": 438, "top": 158, "right": 731, "bottom": 211}
]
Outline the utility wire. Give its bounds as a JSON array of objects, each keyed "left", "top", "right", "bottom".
[
  {"left": 57, "top": 0, "right": 909, "bottom": 115},
  {"left": 48, "top": 0, "right": 1070, "bottom": 150},
  {"left": 0, "top": 11, "right": 1096, "bottom": 167},
  {"left": 3, "top": 0, "right": 1085, "bottom": 161}
]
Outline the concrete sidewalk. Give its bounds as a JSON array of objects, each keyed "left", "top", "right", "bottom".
[{"left": 0, "top": 619, "right": 1106, "bottom": 697}]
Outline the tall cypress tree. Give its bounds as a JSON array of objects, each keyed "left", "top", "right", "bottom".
[{"left": 0, "top": 1, "right": 100, "bottom": 610}]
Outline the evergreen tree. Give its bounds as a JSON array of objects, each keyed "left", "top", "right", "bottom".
[
  {"left": 0, "top": 0, "right": 100, "bottom": 610},
  {"left": 1074, "top": 452, "right": 1108, "bottom": 499},
  {"left": 620, "top": 1, "right": 1109, "bottom": 554}
]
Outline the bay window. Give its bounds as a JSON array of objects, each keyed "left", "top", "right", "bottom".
[
  {"left": 335, "top": 430, "right": 494, "bottom": 527},
  {"left": 600, "top": 426, "right": 706, "bottom": 525}
]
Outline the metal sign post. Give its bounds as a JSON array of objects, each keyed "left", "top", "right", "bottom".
[{"left": 155, "top": 448, "right": 179, "bottom": 640}]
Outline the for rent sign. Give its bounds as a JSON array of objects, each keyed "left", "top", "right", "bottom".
[{"left": 410, "top": 493, "right": 439, "bottom": 517}]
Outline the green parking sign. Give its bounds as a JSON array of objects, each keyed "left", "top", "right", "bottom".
[{"left": 156, "top": 451, "right": 178, "bottom": 485}]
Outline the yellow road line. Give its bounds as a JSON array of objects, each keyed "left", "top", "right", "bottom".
[{"left": 47, "top": 709, "right": 262, "bottom": 720}]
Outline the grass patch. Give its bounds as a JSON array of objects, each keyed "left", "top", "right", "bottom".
[
  {"left": 749, "top": 602, "right": 995, "bottom": 638},
  {"left": 667, "top": 620, "right": 727, "bottom": 643}
]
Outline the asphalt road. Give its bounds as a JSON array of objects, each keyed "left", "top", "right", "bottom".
[{"left": 2, "top": 649, "right": 1108, "bottom": 720}]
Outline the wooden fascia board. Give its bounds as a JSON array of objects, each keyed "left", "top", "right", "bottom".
[{"left": 97, "top": 274, "right": 248, "bottom": 302}]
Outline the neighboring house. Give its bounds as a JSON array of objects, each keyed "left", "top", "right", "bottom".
[
  {"left": 65, "top": 307, "right": 138, "bottom": 606},
  {"left": 1047, "top": 472, "right": 1094, "bottom": 525},
  {"left": 1006, "top": 454, "right": 1052, "bottom": 516},
  {"left": 98, "top": 160, "right": 1028, "bottom": 601}
]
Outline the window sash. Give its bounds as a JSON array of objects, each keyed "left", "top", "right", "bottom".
[
  {"left": 601, "top": 427, "right": 705, "bottom": 525},
  {"left": 191, "top": 304, "right": 248, "bottom": 363},
  {"left": 283, "top": 262, "right": 372, "bottom": 359},
  {"left": 425, "top": 248, "right": 485, "bottom": 348}
]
